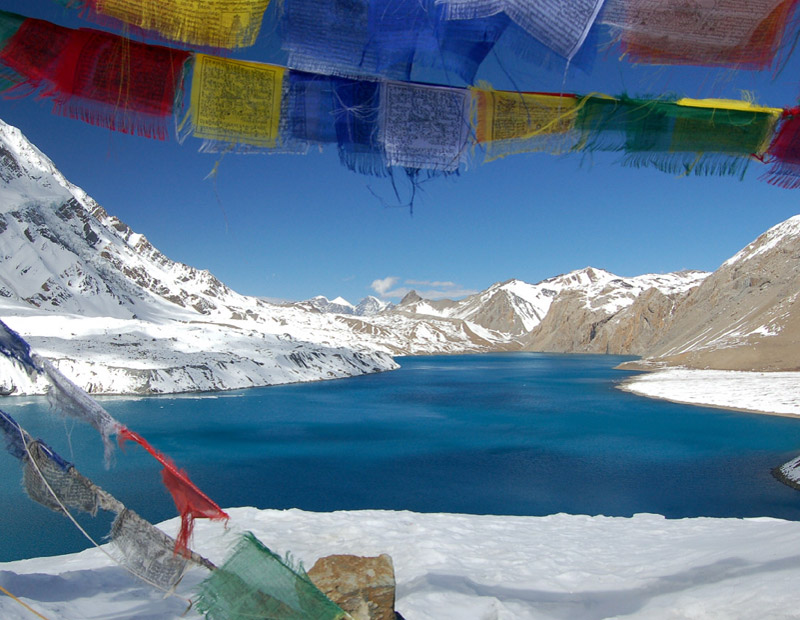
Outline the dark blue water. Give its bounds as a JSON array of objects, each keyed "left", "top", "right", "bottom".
[{"left": 3, "top": 353, "right": 800, "bottom": 561}]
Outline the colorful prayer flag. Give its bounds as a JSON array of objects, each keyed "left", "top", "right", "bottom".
[
  {"left": 600, "top": 0, "right": 800, "bottom": 69},
  {"left": 87, "top": 0, "right": 270, "bottom": 49},
  {"left": 381, "top": 81, "right": 470, "bottom": 171},
  {"left": 118, "top": 428, "right": 229, "bottom": 554},
  {"left": 0, "top": 19, "right": 190, "bottom": 139},
  {"left": 189, "top": 54, "right": 285, "bottom": 150},
  {"left": 762, "top": 109, "right": 800, "bottom": 188},
  {"left": 195, "top": 532, "right": 348, "bottom": 620},
  {"left": 672, "top": 98, "right": 781, "bottom": 155},
  {"left": 474, "top": 88, "right": 579, "bottom": 160}
]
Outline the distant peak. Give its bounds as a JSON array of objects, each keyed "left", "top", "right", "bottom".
[
  {"left": 330, "top": 296, "right": 354, "bottom": 307},
  {"left": 399, "top": 290, "right": 422, "bottom": 305}
]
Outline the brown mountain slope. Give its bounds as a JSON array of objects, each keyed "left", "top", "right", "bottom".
[{"left": 622, "top": 216, "right": 800, "bottom": 372}]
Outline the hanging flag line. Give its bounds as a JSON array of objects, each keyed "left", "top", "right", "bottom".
[
  {"left": 0, "top": 408, "right": 214, "bottom": 592},
  {"left": 0, "top": 332, "right": 351, "bottom": 619},
  {"left": 0, "top": 320, "right": 228, "bottom": 555},
  {"left": 51, "top": 0, "right": 800, "bottom": 78},
  {"left": 1, "top": 9, "right": 798, "bottom": 187}
]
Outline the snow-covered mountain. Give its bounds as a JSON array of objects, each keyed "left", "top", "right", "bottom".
[
  {"left": 296, "top": 295, "right": 392, "bottom": 317},
  {"left": 312, "top": 269, "right": 709, "bottom": 346},
  {"left": 355, "top": 295, "right": 393, "bottom": 316},
  {"left": 0, "top": 118, "right": 399, "bottom": 394}
]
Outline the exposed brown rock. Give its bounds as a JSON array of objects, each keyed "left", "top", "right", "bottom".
[
  {"left": 520, "top": 286, "right": 689, "bottom": 356},
  {"left": 629, "top": 218, "right": 800, "bottom": 371},
  {"left": 308, "top": 554, "right": 396, "bottom": 620}
]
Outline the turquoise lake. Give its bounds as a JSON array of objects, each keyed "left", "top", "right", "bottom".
[{"left": 3, "top": 353, "right": 800, "bottom": 561}]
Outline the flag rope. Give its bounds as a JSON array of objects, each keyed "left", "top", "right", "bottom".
[
  {"left": 0, "top": 584, "right": 51, "bottom": 620},
  {"left": 16, "top": 423, "right": 200, "bottom": 608}
]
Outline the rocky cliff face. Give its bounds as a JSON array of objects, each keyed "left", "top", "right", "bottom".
[
  {"left": 624, "top": 216, "right": 800, "bottom": 371},
  {"left": 377, "top": 270, "right": 708, "bottom": 344},
  {"left": 520, "top": 278, "right": 696, "bottom": 355}
]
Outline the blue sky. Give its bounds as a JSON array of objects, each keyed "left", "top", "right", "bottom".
[{"left": 2, "top": 1, "right": 800, "bottom": 304}]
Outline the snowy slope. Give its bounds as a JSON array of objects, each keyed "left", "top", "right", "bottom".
[
  {"left": 3, "top": 507, "right": 800, "bottom": 619},
  {"left": 0, "top": 117, "right": 525, "bottom": 396},
  {"left": 0, "top": 118, "right": 399, "bottom": 394}
]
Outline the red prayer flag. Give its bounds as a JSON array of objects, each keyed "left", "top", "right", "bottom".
[
  {"left": 762, "top": 109, "right": 800, "bottom": 188},
  {"left": 0, "top": 18, "right": 189, "bottom": 139},
  {"left": 118, "top": 428, "right": 229, "bottom": 555}
]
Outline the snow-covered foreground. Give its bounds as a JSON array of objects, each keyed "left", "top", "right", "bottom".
[
  {"left": 620, "top": 368, "right": 800, "bottom": 417},
  {"left": 3, "top": 506, "right": 800, "bottom": 619}
]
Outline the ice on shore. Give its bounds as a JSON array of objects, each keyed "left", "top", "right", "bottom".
[{"left": 620, "top": 367, "right": 800, "bottom": 417}]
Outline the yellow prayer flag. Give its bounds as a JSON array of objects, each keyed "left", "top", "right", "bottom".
[
  {"left": 93, "top": 0, "right": 270, "bottom": 49},
  {"left": 189, "top": 54, "right": 284, "bottom": 149},
  {"left": 676, "top": 97, "right": 783, "bottom": 116},
  {"left": 475, "top": 89, "right": 579, "bottom": 143}
]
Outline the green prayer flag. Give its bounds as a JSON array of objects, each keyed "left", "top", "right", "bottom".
[{"left": 195, "top": 532, "right": 349, "bottom": 620}]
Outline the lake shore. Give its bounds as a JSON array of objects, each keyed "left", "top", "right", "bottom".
[{"left": 618, "top": 367, "right": 800, "bottom": 418}]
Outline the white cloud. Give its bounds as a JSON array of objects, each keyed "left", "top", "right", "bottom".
[
  {"left": 371, "top": 276, "right": 400, "bottom": 297},
  {"left": 371, "top": 277, "right": 477, "bottom": 300}
]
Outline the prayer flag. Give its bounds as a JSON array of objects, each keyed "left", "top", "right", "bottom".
[
  {"left": 424, "top": 11, "right": 510, "bottom": 83},
  {"left": 282, "top": 0, "right": 506, "bottom": 83},
  {"left": 0, "top": 319, "right": 40, "bottom": 377},
  {"left": 285, "top": 72, "right": 340, "bottom": 145},
  {"left": 0, "top": 10, "right": 24, "bottom": 50},
  {"left": 381, "top": 81, "right": 470, "bottom": 171},
  {"left": 87, "top": 0, "right": 270, "bottom": 49},
  {"left": 195, "top": 532, "right": 348, "bottom": 620},
  {"left": 35, "top": 355, "right": 123, "bottom": 465},
  {"left": 111, "top": 509, "right": 189, "bottom": 589},
  {"left": 438, "top": 0, "right": 605, "bottom": 60},
  {"left": 118, "top": 428, "right": 229, "bottom": 554},
  {"left": 0, "top": 409, "right": 28, "bottom": 461},
  {"left": 762, "top": 109, "right": 800, "bottom": 188},
  {"left": 23, "top": 440, "right": 100, "bottom": 516},
  {"left": 575, "top": 95, "right": 781, "bottom": 176},
  {"left": 0, "top": 18, "right": 73, "bottom": 88},
  {"left": 334, "top": 78, "right": 385, "bottom": 175},
  {"left": 672, "top": 98, "right": 781, "bottom": 154},
  {"left": 474, "top": 88, "right": 579, "bottom": 160},
  {"left": 189, "top": 54, "right": 285, "bottom": 150},
  {"left": 0, "top": 19, "right": 190, "bottom": 139},
  {"left": 600, "top": 0, "right": 800, "bottom": 69},
  {"left": 281, "top": 0, "right": 372, "bottom": 79}
]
